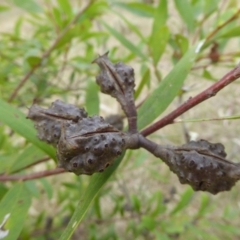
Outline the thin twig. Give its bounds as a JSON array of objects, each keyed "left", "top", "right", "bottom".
[
  {"left": 10, "top": 157, "right": 51, "bottom": 174},
  {"left": 8, "top": 0, "right": 95, "bottom": 102},
  {"left": 141, "top": 63, "right": 240, "bottom": 137},
  {"left": 205, "top": 9, "right": 240, "bottom": 42},
  {"left": 0, "top": 168, "right": 66, "bottom": 182}
]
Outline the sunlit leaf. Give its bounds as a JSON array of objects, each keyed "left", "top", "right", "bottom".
[
  {"left": 12, "top": 0, "right": 42, "bottom": 13},
  {"left": 113, "top": 2, "right": 155, "bottom": 18},
  {"left": 137, "top": 40, "right": 204, "bottom": 129},
  {"left": 149, "top": 25, "right": 169, "bottom": 65},
  {"left": 174, "top": 0, "right": 195, "bottom": 32}
]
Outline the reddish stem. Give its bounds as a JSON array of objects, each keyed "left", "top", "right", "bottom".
[
  {"left": 0, "top": 168, "right": 66, "bottom": 182},
  {"left": 141, "top": 63, "right": 240, "bottom": 137}
]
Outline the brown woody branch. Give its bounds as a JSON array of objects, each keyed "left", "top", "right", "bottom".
[
  {"left": 206, "top": 9, "right": 240, "bottom": 42},
  {"left": 141, "top": 63, "right": 240, "bottom": 137}
]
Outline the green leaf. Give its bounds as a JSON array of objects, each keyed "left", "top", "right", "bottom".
[
  {"left": 196, "top": 194, "right": 210, "bottom": 217},
  {"left": 113, "top": 2, "right": 155, "bottom": 18},
  {"left": 101, "top": 21, "right": 147, "bottom": 60},
  {"left": 114, "top": 11, "right": 146, "bottom": 43},
  {"left": 137, "top": 40, "right": 204, "bottom": 129},
  {"left": 149, "top": 25, "right": 169, "bottom": 65},
  {"left": 0, "top": 5, "right": 10, "bottom": 12},
  {"left": 0, "top": 183, "right": 31, "bottom": 240},
  {"left": 9, "top": 145, "right": 46, "bottom": 173},
  {"left": 24, "top": 48, "right": 41, "bottom": 67},
  {"left": 60, "top": 153, "right": 125, "bottom": 240},
  {"left": 39, "top": 178, "right": 53, "bottom": 199},
  {"left": 151, "top": 0, "right": 168, "bottom": 33},
  {"left": 0, "top": 155, "right": 17, "bottom": 174},
  {"left": 217, "top": 26, "right": 240, "bottom": 39},
  {"left": 85, "top": 80, "right": 100, "bottom": 115},
  {"left": 57, "top": 0, "right": 73, "bottom": 19},
  {"left": 12, "top": 0, "right": 42, "bottom": 13},
  {"left": 170, "top": 187, "right": 194, "bottom": 215},
  {"left": 134, "top": 68, "right": 150, "bottom": 99},
  {"left": 174, "top": 0, "right": 195, "bottom": 32},
  {"left": 0, "top": 98, "right": 56, "bottom": 160}
]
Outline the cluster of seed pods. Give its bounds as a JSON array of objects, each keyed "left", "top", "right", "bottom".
[{"left": 28, "top": 53, "right": 240, "bottom": 194}]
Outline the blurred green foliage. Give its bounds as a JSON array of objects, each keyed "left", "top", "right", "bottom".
[{"left": 0, "top": 0, "right": 240, "bottom": 239}]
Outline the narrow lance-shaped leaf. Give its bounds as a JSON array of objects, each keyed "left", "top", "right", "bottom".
[
  {"left": 113, "top": 2, "right": 155, "bottom": 18},
  {"left": 170, "top": 187, "right": 194, "bottom": 215},
  {"left": 9, "top": 145, "right": 46, "bottom": 174},
  {"left": 85, "top": 79, "right": 100, "bottom": 115},
  {"left": 151, "top": 0, "right": 168, "bottom": 33},
  {"left": 12, "top": 0, "right": 42, "bottom": 13},
  {"left": 101, "top": 21, "right": 147, "bottom": 61},
  {"left": 149, "top": 25, "right": 169, "bottom": 66},
  {"left": 0, "top": 98, "right": 56, "bottom": 160},
  {"left": 135, "top": 68, "right": 150, "bottom": 100},
  {"left": 0, "top": 183, "right": 31, "bottom": 240},
  {"left": 137, "top": 40, "right": 205, "bottom": 129},
  {"left": 174, "top": 0, "right": 195, "bottom": 32}
]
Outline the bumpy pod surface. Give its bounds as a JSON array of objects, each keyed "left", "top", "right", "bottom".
[
  {"left": 57, "top": 115, "right": 126, "bottom": 175},
  {"left": 28, "top": 100, "right": 127, "bottom": 175},
  {"left": 92, "top": 52, "right": 135, "bottom": 97},
  {"left": 27, "top": 100, "right": 87, "bottom": 146},
  {"left": 162, "top": 140, "right": 240, "bottom": 194},
  {"left": 92, "top": 52, "right": 137, "bottom": 121}
]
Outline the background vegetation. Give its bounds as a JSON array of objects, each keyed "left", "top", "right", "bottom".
[{"left": 1, "top": 0, "right": 240, "bottom": 239}]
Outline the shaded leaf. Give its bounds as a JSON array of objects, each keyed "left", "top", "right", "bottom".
[
  {"left": 0, "top": 183, "right": 31, "bottom": 240},
  {"left": 9, "top": 145, "right": 46, "bottom": 173},
  {"left": 0, "top": 5, "right": 10, "bottom": 12},
  {"left": 171, "top": 187, "right": 194, "bottom": 215},
  {"left": 24, "top": 48, "right": 41, "bottom": 67},
  {"left": 57, "top": 0, "right": 73, "bottom": 19},
  {"left": 0, "top": 98, "right": 56, "bottom": 160},
  {"left": 217, "top": 26, "right": 240, "bottom": 39},
  {"left": 60, "top": 153, "right": 125, "bottom": 240},
  {"left": 101, "top": 21, "right": 147, "bottom": 60},
  {"left": 113, "top": 2, "right": 155, "bottom": 18},
  {"left": 12, "top": 0, "right": 42, "bottom": 13},
  {"left": 196, "top": 194, "right": 210, "bottom": 217},
  {"left": 85, "top": 79, "right": 100, "bottom": 115},
  {"left": 151, "top": 0, "right": 168, "bottom": 33},
  {"left": 0, "top": 155, "right": 16, "bottom": 174},
  {"left": 134, "top": 68, "right": 150, "bottom": 99},
  {"left": 149, "top": 25, "right": 169, "bottom": 65},
  {"left": 174, "top": 0, "right": 195, "bottom": 32}
]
